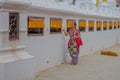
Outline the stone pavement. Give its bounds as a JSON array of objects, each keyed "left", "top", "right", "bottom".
[{"left": 35, "top": 45, "right": 120, "bottom": 80}]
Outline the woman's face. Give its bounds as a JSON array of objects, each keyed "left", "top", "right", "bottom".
[{"left": 71, "top": 23, "right": 75, "bottom": 29}]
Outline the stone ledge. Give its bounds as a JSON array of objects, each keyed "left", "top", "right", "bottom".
[
  {"left": 0, "top": 30, "right": 9, "bottom": 33},
  {"left": 0, "top": 46, "right": 26, "bottom": 52},
  {"left": 0, "top": 0, "right": 31, "bottom": 11},
  {"left": 0, "top": 29, "right": 27, "bottom": 33},
  {"left": 0, "top": 45, "right": 34, "bottom": 63},
  {"left": 0, "top": 52, "right": 34, "bottom": 63}
]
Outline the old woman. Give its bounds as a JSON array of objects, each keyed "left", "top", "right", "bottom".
[{"left": 62, "top": 22, "right": 82, "bottom": 65}]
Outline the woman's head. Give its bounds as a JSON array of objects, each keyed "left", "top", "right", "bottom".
[{"left": 71, "top": 22, "right": 76, "bottom": 29}]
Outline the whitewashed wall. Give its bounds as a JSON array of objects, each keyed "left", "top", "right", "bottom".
[
  {"left": 1, "top": 0, "right": 120, "bottom": 73},
  {"left": 26, "top": 11, "right": 120, "bottom": 72}
]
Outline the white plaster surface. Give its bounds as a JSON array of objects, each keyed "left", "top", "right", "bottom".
[
  {"left": 0, "top": 57, "right": 35, "bottom": 80},
  {"left": 36, "top": 45, "right": 120, "bottom": 80},
  {"left": 0, "top": 0, "right": 120, "bottom": 79},
  {"left": 26, "top": 12, "right": 120, "bottom": 72}
]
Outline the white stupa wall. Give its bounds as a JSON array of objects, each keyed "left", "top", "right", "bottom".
[
  {"left": 0, "top": 0, "right": 35, "bottom": 80},
  {"left": 26, "top": 12, "right": 120, "bottom": 72},
  {"left": 0, "top": 0, "right": 120, "bottom": 75}
]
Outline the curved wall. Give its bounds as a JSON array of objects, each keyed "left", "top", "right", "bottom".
[
  {"left": 26, "top": 10, "right": 120, "bottom": 72},
  {"left": 1, "top": 0, "right": 120, "bottom": 72}
]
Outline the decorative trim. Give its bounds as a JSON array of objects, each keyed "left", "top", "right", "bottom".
[
  {"left": 0, "top": 9, "right": 27, "bottom": 13},
  {"left": 29, "top": 6, "right": 120, "bottom": 20},
  {"left": 0, "top": 46, "right": 26, "bottom": 52},
  {"left": 0, "top": 30, "right": 9, "bottom": 33},
  {"left": 0, "top": 29, "right": 27, "bottom": 33},
  {"left": 0, "top": 0, "right": 31, "bottom": 11},
  {"left": 20, "top": 29, "right": 27, "bottom": 32}
]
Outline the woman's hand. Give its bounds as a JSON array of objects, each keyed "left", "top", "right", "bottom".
[
  {"left": 74, "top": 32, "right": 80, "bottom": 39},
  {"left": 61, "top": 29, "right": 64, "bottom": 32},
  {"left": 62, "top": 29, "right": 68, "bottom": 36},
  {"left": 70, "top": 36, "right": 74, "bottom": 40}
]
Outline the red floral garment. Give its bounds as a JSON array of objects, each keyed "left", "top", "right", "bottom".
[{"left": 68, "top": 29, "right": 83, "bottom": 50}]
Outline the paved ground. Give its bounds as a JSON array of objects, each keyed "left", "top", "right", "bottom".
[{"left": 35, "top": 45, "right": 120, "bottom": 80}]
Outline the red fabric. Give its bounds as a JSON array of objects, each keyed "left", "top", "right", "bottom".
[
  {"left": 68, "top": 29, "right": 83, "bottom": 51},
  {"left": 76, "top": 38, "right": 83, "bottom": 49},
  {"left": 68, "top": 38, "right": 83, "bottom": 49},
  {"left": 68, "top": 39, "right": 72, "bottom": 47}
]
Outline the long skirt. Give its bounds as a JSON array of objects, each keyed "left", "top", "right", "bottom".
[
  {"left": 68, "top": 40, "right": 79, "bottom": 65},
  {"left": 71, "top": 50, "right": 79, "bottom": 65}
]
